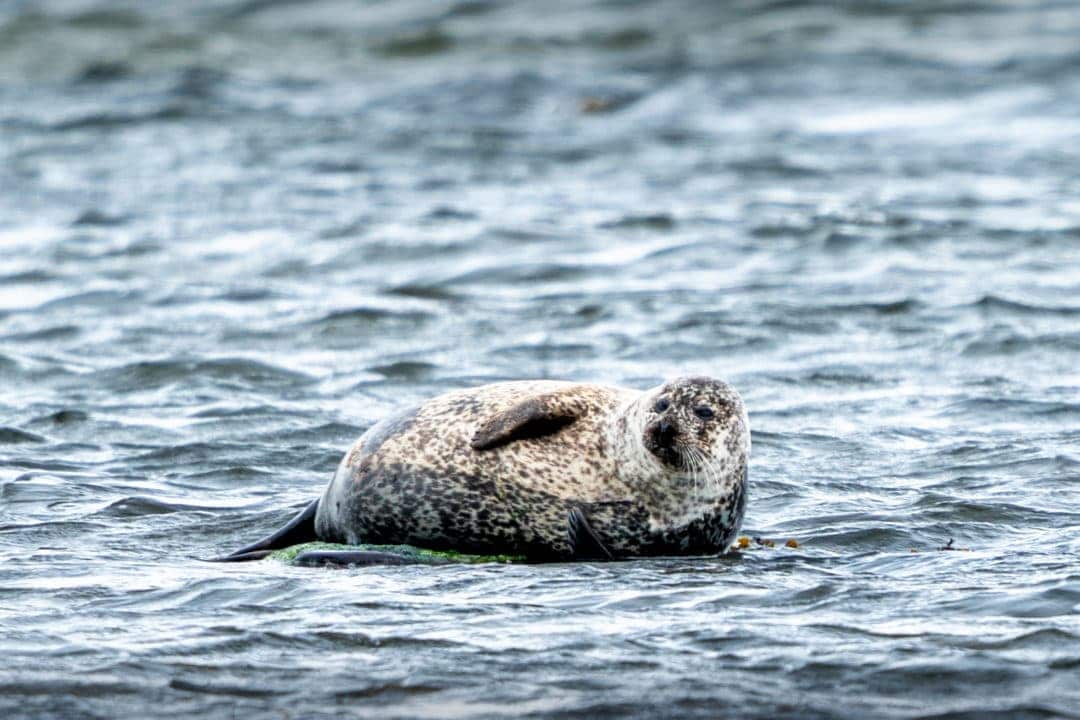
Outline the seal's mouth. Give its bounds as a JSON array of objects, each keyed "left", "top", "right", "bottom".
[
  {"left": 651, "top": 445, "right": 683, "bottom": 468},
  {"left": 644, "top": 421, "right": 685, "bottom": 468}
]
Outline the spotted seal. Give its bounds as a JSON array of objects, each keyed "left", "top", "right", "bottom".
[{"left": 219, "top": 376, "right": 749, "bottom": 563}]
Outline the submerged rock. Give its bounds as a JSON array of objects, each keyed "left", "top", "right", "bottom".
[{"left": 268, "top": 541, "right": 526, "bottom": 566}]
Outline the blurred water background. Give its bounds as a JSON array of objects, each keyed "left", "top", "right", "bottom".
[{"left": 1, "top": 1, "right": 1079, "bottom": 718}]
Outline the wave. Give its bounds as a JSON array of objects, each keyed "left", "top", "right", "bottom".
[{"left": 91, "top": 358, "right": 314, "bottom": 392}]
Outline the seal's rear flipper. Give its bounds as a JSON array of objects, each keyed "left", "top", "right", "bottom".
[
  {"left": 212, "top": 499, "right": 319, "bottom": 562},
  {"left": 567, "top": 507, "right": 614, "bottom": 561},
  {"left": 292, "top": 550, "right": 436, "bottom": 567}
]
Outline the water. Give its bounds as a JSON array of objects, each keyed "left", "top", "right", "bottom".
[{"left": 2, "top": 1, "right": 1079, "bottom": 717}]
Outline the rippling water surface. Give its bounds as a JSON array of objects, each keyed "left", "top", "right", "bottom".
[{"left": 2, "top": 1, "right": 1079, "bottom": 718}]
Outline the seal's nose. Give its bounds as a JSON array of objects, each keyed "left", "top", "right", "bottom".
[{"left": 657, "top": 419, "right": 677, "bottom": 448}]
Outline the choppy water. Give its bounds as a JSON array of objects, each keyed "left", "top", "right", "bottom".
[{"left": 2, "top": 1, "right": 1079, "bottom": 718}]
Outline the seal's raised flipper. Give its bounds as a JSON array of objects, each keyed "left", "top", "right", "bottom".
[
  {"left": 213, "top": 499, "right": 319, "bottom": 562},
  {"left": 567, "top": 507, "right": 615, "bottom": 561},
  {"left": 471, "top": 390, "right": 590, "bottom": 451},
  {"left": 292, "top": 550, "right": 434, "bottom": 567}
]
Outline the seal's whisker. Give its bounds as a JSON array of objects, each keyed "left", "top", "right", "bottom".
[
  {"left": 680, "top": 444, "right": 697, "bottom": 500},
  {"left": 689, "top": 447, "right": 703, "bottom": 502},
  {"left": 699, "top": 451, "right": 721, "bottom": 494},
  {"left": 691, "top": 447, "right": 710, "bottom": 501},
  {"left": 709, "top": 457, "right": 723, "bottom": 492},
  {"left": 697, "top": 450, "right": 710, "bottom": 500},
  {"left": 673, "top": 442, "right": 699, "bottom": 498}
]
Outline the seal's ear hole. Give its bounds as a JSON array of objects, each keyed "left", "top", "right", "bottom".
[
  {"left": 653, "top": 397, "right": 670, "bottom": 413},
  {"left": 694, "top": 406, "right": 715, "bottom": 420}
]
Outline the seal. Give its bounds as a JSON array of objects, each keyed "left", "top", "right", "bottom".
[{"left": 219, "top": 376, "right": 749, "bottom": 563}]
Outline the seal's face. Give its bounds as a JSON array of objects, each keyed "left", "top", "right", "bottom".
[{"left": 643, "top": 377, "right": 749, "bottom": 475}]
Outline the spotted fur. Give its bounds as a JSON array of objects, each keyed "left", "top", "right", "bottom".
[{"left": 313, "top": 377, "right": 750, "bottom": 560}]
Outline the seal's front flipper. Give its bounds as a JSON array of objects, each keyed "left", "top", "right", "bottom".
[
  {"left": 567, "top": 507, "right": 614, "bottom": 561},
  {"left": 569, "top": 500, "right": 652, "bottom": 560},
  {"left": 471, "top": 389, "right": 591, "bottom": 451},
  {"left": 212, "top": 499, "right": 319, "bottom": 562},
  {"left": 292, "top": 550, "right": 435, "bottom": 567}
]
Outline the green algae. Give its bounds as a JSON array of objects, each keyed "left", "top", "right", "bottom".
[{"left": 269, "top": 541, "right": 526, "bottom": 565}]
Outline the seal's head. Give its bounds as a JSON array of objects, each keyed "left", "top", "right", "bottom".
[{"left": 641, "top": 377, "right": 750, "bottom": 476}]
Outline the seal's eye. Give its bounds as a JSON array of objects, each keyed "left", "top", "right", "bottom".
[
  {"left": 653, "top": 398, "right": 670, "bottom": 413},
  {"left": 694, "top": 406, "right": 715, "bottom": 420}
]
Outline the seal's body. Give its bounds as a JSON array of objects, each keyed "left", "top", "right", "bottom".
[{"left": 221, "top": 377, "right": 750, "bottom": 563}]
